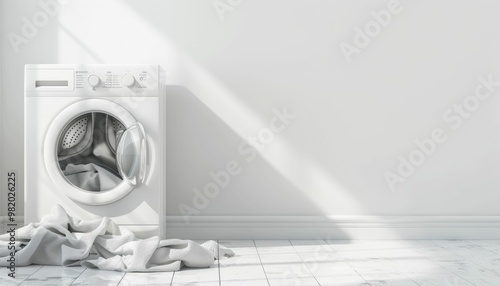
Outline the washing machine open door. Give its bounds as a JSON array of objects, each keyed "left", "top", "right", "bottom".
[
  {"left": 44, "top": 99, "right": 149, "bottom": 206},
  {"left": 116, "top": 122, "right": 147, "bottom": 187}
]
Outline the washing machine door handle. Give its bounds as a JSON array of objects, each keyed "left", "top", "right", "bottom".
[{"left": 116, "top": 122, "right": 148, "bottom": 187}]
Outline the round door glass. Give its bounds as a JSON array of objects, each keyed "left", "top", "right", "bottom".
[{"left": 56, "top": 112, "right": 125, "bottom": 192}]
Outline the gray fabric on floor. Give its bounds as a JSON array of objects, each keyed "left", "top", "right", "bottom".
[
  {"left": 0, "top": 205, "right": 234, "bottom": 272},
  {"left": 63, "top": 163, "right": 122, "bottom": 191}
]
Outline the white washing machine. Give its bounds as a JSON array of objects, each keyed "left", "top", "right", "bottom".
[{"left": 24, "top": 64, "right": 166, "bottom": 238}]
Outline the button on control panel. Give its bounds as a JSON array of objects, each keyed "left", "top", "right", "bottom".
[
  {"left": 121, "top": 74, "right": 135, "bottom": 87},
  {"left": 88, "top": 74, "right": 100, "bottom": 87}
]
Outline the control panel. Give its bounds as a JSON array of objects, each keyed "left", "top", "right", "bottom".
[
  {"left": 75, "top": 70, "right": 149, "bottom": 90},
  {"left": 25, "top": 65, "right": 164, "bottom": 97}
]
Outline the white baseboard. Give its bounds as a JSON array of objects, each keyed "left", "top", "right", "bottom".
[
  {"left": 4, "top": 215, "right": 500, "bottom": 239},
  {"left": 164, "top": 215, "right": 500, "bottom": 240}
]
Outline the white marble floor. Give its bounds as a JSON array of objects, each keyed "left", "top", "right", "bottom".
[{"left": 2, "top": 240, "right": 500, "bottom": 285}]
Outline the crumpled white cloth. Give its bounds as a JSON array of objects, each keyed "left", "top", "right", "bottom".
[
  {"left": 0, "top": 205, "right": 234, "bottom": 272},
  {"left": 63, "top": 163, "right": 122, "bottom": 192}
]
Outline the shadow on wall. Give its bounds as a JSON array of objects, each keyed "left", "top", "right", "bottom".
[
  {"left": 165, "top": 86, "right": 343, "bottom": 218},
  {"left": 165, "top": 85, "right": 351, "bottom": 239}
]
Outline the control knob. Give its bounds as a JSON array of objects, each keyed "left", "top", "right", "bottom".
[
  {"left": 122, "top": 74, "right": 135, "bottom": 87},
  {"left": 88, "top": 74, "right": 100, "bottom": 87}
]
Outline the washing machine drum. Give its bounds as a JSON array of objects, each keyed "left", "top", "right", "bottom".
[
  {"left": 44, "top": 99, "right": 148, "bottom": 205},
  {"left": 57, "top": 112, "right": 128, "bottom": 192}
]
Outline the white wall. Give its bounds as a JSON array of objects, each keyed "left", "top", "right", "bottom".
[
  {"left": 0, "top": 0, "right": 3, "bottom": 222},
  {"left": 2, "top": 0, "right": 500, "bottom": 238}
]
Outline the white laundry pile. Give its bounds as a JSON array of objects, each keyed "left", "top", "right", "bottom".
[{"left": 0, "top": 205, "right": 234, "bottom": 272}]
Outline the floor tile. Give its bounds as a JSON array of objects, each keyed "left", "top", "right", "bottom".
[
  {"left": 325, "top": 240, "right": 366, "bottom": 251},
  {"left": 255, "top": 240, "right": 296, "bottom": 254},
  {"left": 70, "top": 268, "right": 125, "bottom": 286},
  {"left": 262, "top": 263, "right": 314, "bottom": 279},
  {"left": 409, "top": 273, "right": 475, "bottom": 286},
  {"left": 170, "top": 263, "right": 219, "bottom": 285},
  {"left": 220, "top": 264, "right": 267, "bottom": 281},
  {"left": 118, "top": 272, "right": 174, "bottom": 285},
  {"left": 470, "top": 240, "right": 500, "bottom": 253},
  {"left": 306, "top": 262, "right": 358, "bottom": 277},
  {"left": 259, "top": 253, "right": 303, "bottom": 264},
  {"left": 315, "top": 275, "right": 368, "bottom": 286},
  {"left": 21, "top": 266, "right": 84, "bottom": 285},
  {"left": 170, "top": 282, "right": 219, "bottom": 286},
  {"left": 220, "top": 279, "right": 269, "bottom": 286},
  {"left": 299, "top": 252, "right": 341, "bottom": 264},
  {"left": 219, "top": 254, "right": 261, "bottom": 266},
  {"left": 0, "top": 265, "right": 43, "bottom": 286},
  {"left": 267, "top": 277, "right": 319, "bottom": 286},
  {"left": 459, "top": 274, "right": 500, "bottom": 286},
  {"left": 290, "top": 240, "right": 331, "bottom": 253},
  {"left": 360, "top": 273, "right": 419, "bottom": 286}
]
